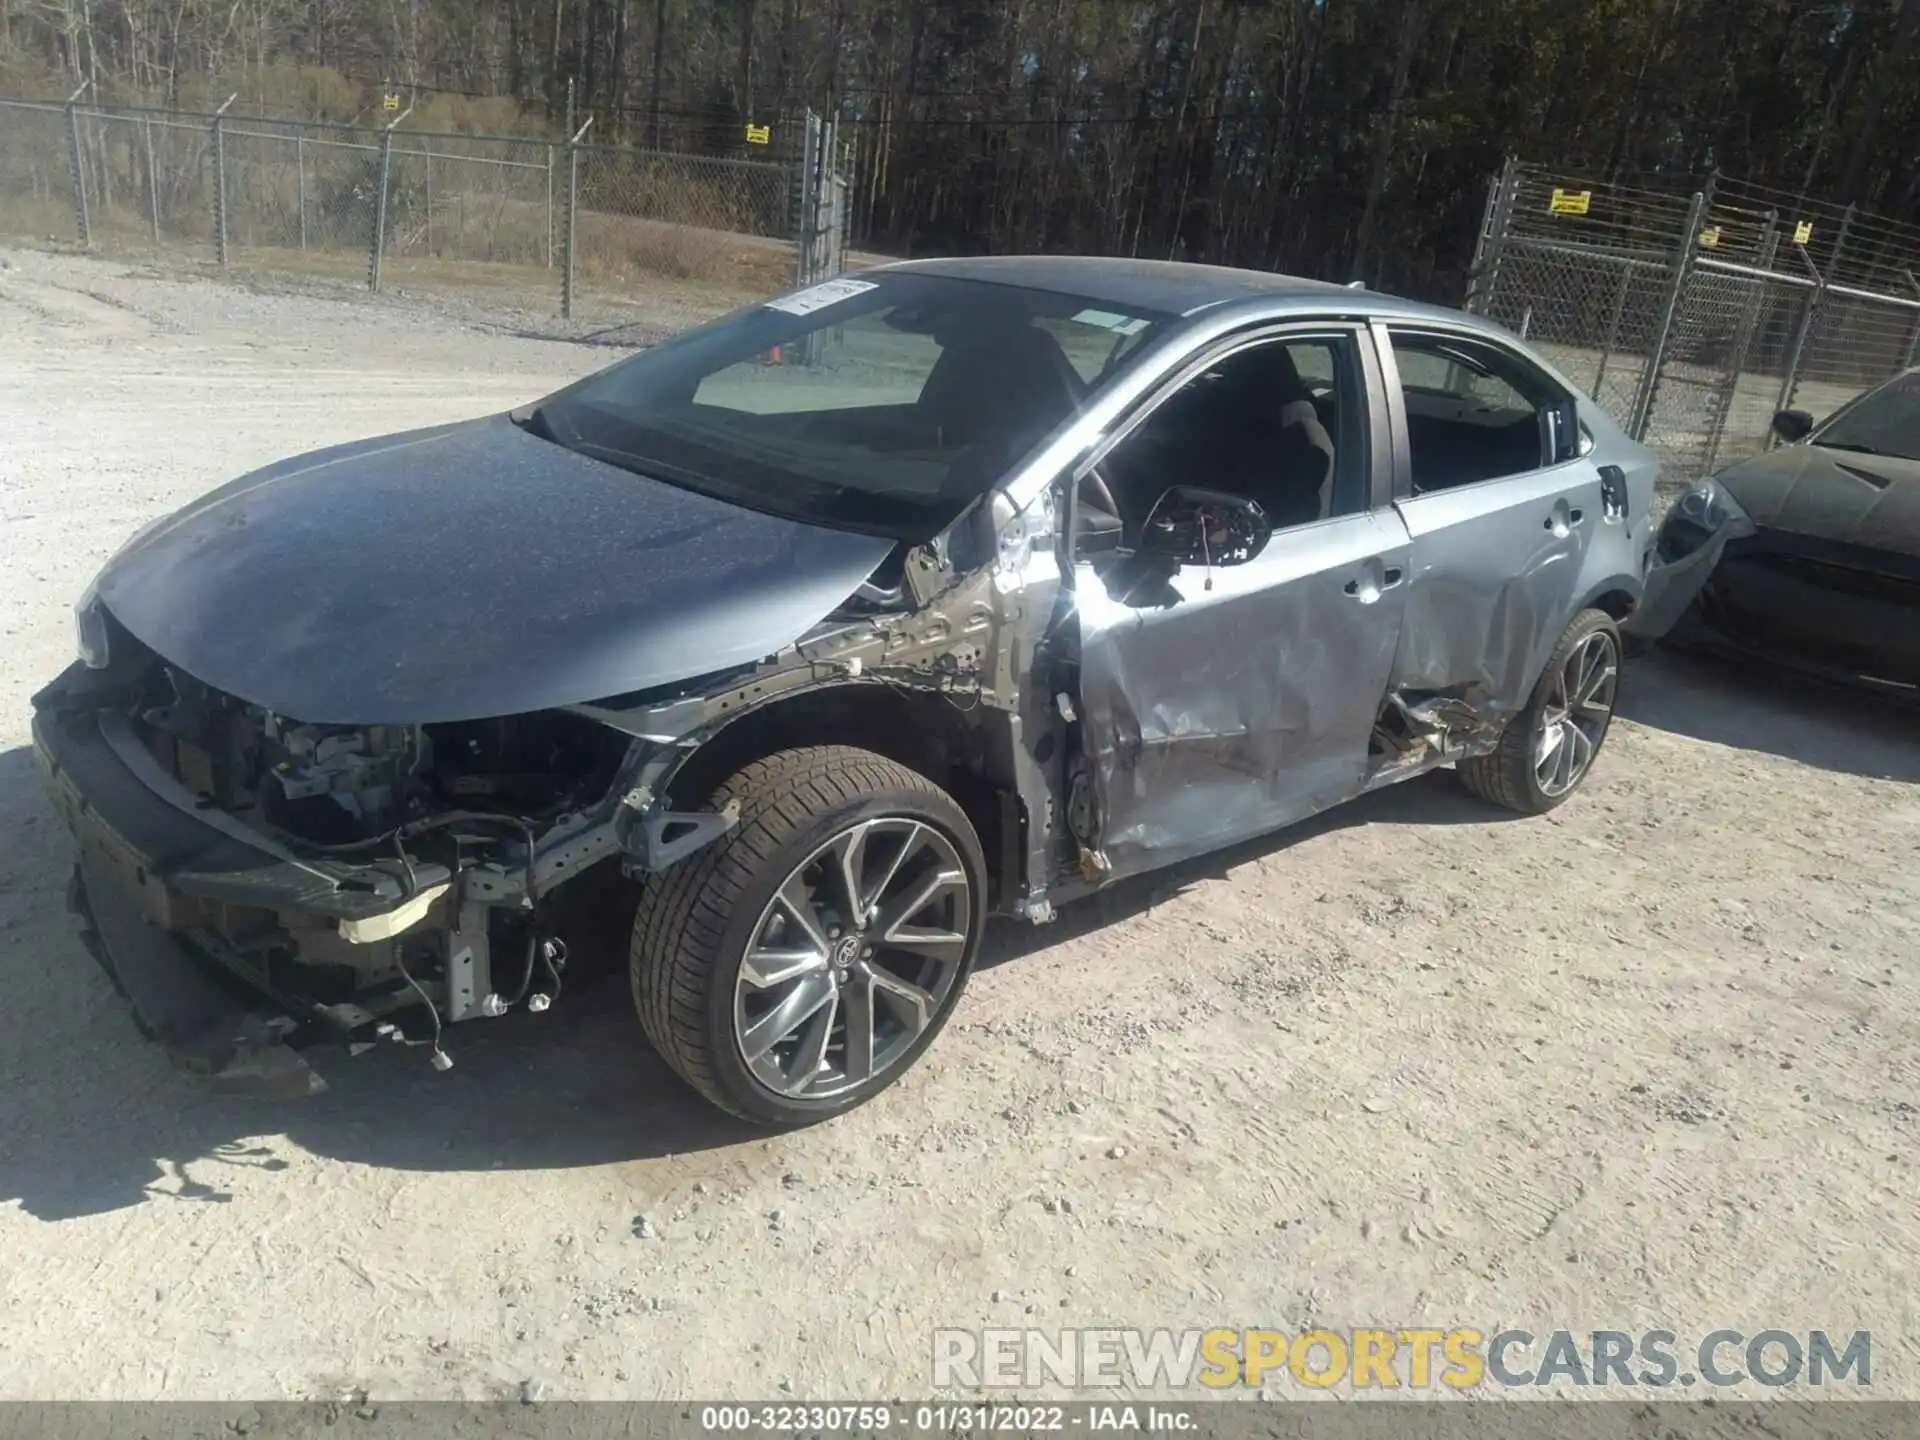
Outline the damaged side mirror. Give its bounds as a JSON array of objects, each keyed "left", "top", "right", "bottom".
[
  {"left": 1771, "top": 408, "right": 1815, "bottom": 443},
  {"left": 1137, "top": 486, "right": 1271, "bottom": 569}
]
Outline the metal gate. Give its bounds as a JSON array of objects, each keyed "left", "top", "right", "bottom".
[{"left": 793, "top": 108, "right": 850, "bottom": 289}]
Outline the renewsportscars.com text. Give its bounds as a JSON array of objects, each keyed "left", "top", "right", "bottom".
[{"left": 932, "top": 1327, "right": 1872, "bottom": 1391}]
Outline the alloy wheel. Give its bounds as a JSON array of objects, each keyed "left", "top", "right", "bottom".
[
  {"left": 1534, "top": 628, "right": 1618, "bottom": 798},
  {"left": 732, "top": 818, "right": 972, "bottom": 1100}
]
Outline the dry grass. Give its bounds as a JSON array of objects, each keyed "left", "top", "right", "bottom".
[
  {"left": 576, "top": 210, "right": 793, "bottom": 288},
  {"left": 0, "top": 194, "right": 78, "bottom": 244}
]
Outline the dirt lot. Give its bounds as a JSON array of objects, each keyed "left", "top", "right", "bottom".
[{"left": 0, "top": 247, "right": 1915, "bottom": 1403}]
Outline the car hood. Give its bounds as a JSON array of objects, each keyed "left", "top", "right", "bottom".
[
  {"left": 1716, "top": 443, "right": 1920, "bottom": 553},
  {"left": 92, "top": 415, "right": 897, "bottom": 724}
]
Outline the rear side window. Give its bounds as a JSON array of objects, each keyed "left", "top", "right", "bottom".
[{"left": 1389, "top": 331, "right": 1578, "bottom": 494}]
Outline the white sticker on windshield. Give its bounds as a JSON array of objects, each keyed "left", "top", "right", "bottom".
[
  {"left": 765, "top": 277, "right": 878, "bottom": 316},
  {"left": 1070, "top": 309, "right": 1152, "bottom": 336}
]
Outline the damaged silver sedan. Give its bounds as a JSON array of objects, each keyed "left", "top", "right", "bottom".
[{"left": 33, "top": 258, "right": 1657, "bottom": 1123}]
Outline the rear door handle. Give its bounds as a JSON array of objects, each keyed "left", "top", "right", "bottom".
[
  {"left": 1343, "top": 561, "right": 1405, "bottom": 601},
  {"left": 1543, "top": 497, "right": 1584, "bottom": 537}
]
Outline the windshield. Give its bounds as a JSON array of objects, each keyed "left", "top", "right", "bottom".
[
  {"left": 1812, "top": 370, "right": 1920, "bottom": 462},
  {"left": 526, "top": 273, "right": 1171, "bottom": 541}
]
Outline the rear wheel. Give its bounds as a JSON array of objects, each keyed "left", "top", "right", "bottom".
[
  {"left": 1459, "top": 608, "right": 1621, "bottom": 815},
  {"left": 630, "top": 745, "right": 986, "bottom": 1126}
]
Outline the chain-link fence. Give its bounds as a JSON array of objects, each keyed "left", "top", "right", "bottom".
[
  {"left": 1, "top": 95, "right": 824, "bottom": 325},
  {"left": 1467, "top": 161, "right": 1920, "bottom": 486}
]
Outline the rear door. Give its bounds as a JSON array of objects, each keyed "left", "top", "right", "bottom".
[
  {"left": 1374, "top": 322, "right": 1605, "bottom": 729},
  {"left": 1072, "top": 323, "right": 1411, "bottom": 879}
]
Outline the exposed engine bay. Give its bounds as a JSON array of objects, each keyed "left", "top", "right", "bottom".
[
  {"left": 33, "top": 633, "right": 635, "bottom": 1095},
  {"left": 59, "top": 640, "right": 642, "bottom": 1081},
  {"left": 136, "top": 662, "right": 626, "bottom": 846}
]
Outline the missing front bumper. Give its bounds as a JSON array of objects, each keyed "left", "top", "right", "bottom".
[
  {"left": 32, "top": 700, "right": 445, "bottom": 1093},
  {"left": 67, "top": 863, "right": 326, "bottom": 1099}
]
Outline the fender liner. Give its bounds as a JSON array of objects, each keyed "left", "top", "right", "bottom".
[{"left": 1575, "top": 572, "right": 1646, "bottom": 619}]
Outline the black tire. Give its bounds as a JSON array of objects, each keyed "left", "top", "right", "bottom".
[
  {"left": 1458, "top": 607, "right": 1623, "bottom": 816},
  {"left": 629, "top": 745, "right": 987, "bottom": 1126}
]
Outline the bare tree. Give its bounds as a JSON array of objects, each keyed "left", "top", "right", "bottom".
[{"left": 1350, "top": 0, "right": 1425, "bottom": 282}]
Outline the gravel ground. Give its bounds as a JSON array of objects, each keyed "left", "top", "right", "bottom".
[{"left": 1, "top": 247, "right": 1916, "bottom": 1404}]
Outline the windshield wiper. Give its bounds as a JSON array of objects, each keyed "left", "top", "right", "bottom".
[
  {"left": 509, "top": 403, "right": 558, "bottom": 442},
  {"left": 1819, "top": 440, "right": 1881, "bottom": 455}
]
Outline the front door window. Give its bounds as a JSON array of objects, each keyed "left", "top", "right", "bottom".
[{"left": 1073, "top": 333, "right": 1371, "bottom": 569}]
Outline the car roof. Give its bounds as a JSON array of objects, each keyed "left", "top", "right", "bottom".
[{"left": 871, "top": 254, "right": 1473, "bottom": 326}]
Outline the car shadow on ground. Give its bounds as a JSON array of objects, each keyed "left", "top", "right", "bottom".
[
  {"left": 1620, "top": 644, "right": 1920, "bottom": 783},
  {"left": 0, "top": 732, "right": 1627, "bottom": 1221},
  {"left": 0, "top": 949, "right": 763, "bottom": 1222}
]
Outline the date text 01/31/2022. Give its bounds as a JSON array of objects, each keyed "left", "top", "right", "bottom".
[{"left": 698, "top": 1404, "right": 1197, "bottom": 1432}]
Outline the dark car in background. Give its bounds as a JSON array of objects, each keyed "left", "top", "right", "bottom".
[{"left": 1630, "top": 367, "right": 1920, "bottom": 694}]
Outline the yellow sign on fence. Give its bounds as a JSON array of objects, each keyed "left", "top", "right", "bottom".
[
  {"left": 1548, "top": 188, "right": 1592, "bottom": 216},
  {"left": 1699, "top": 226, "right": 1721, "bottom": 248},
  {"left": 745, "top": 122, "right": 772, "bottom": 145},
  {"left": 382, "top": 93, "right": 400, "bottom": 111},
  {"left": 1793, "top": 220, "right": 1814, "bottom": 245}
]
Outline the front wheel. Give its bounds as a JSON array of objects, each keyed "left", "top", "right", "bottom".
[
  {"left": 630, "top": 745, "right": 986, "bottom": 1126},
  {"left": 1459, "top": 608, "right": 1622, "bottom": 815}
]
